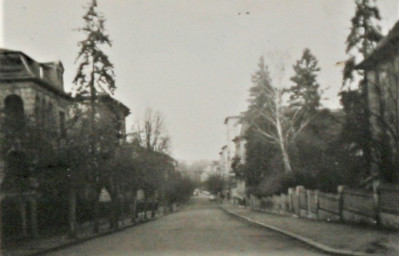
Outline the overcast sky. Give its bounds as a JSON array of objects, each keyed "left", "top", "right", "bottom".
[{"left": 1, "top": 0, "right": 398, "bottom": 163}]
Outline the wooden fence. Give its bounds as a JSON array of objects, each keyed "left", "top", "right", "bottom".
[{"left": 250, "top": 182, "right": 399, "bottom": 229}]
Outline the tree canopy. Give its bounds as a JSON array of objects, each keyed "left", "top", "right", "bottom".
[
  {"left": 73, "top": 0, "right": 115, "bottom": 97},
  {"left": 289, "top": 48, "right": 321, "bottom": 114}
]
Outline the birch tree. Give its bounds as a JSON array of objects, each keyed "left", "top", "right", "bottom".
[
  {"left": 244, "top": 58, "right": 305, "bottom": 173},
  {"left": 245, "top": 54, "right": 322, "bottom": 174}
]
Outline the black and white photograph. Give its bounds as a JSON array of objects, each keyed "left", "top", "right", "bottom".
[{"left": 1, "top": 0, "right": 399, "bottom": 255}]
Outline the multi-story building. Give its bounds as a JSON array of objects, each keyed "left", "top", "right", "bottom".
[
  {"left": 357, "top": 20, "right": 399, "bottom": 182},
  {"left": 0, "top": 49, "right": 72, "bottom": 184},
  {"left": 222, "top": 116, "right": 241, "bottom": 176},
  {"left": 0, "top": 48, "right": 130, "bottom": 184},
  {"left": 220, "top": 116, "right": 244, "bottom": 199},
  {"left": 231, "top": 122, "right": 248, "bottom": 200},
  {"left": 0, "top": 48, "right": 129, "bottom": 239}
]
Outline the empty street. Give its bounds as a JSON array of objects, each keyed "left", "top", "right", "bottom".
[{"left": 45, "top": 195, "right": 325, "bottom": 256}]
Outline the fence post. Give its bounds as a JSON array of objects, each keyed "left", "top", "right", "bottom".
[
  {"left": 19, "top": 198, "right": 28, "bottom": 237},
  {"left": 338, "top": 185, "right": 346, "bottom": 222},
  {"left": 288, "top": 188, "right": 294, "bottom": 214},
  {"left": 296, "top": 186, "right": 304, "bottom": 216},
  {"left": 373, "top": 180, "right": 381, "bottom": 226},
  {"left": 29, "top": 197, "right": 38, "bottom": 238},
  {"left": 315, "top": 190, "right": 319, "bottom": 219},
  {"left": 279, "top": 193, "right": 284, "bottom": 213},
  {"left": 306, "top": 190, "right": 311, "bottom": 217}
]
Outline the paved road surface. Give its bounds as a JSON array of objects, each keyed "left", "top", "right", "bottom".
[{"left": 46, "top": 195, "right": 326, "bottom": 256}]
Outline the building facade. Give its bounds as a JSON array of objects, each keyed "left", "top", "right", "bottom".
[
  {"left": 0, "top": 49, "right": 72, "bottom": 186},
  {"left": 357, "top": 21, "right": 399, "bottom": 182},
  {"left": 231, "top": 122, "right": 248, "bottom": 200},
  {"left": 0, "top": 48, "right": 129, "bottom": 239},
  {"left": 220, "top": 116, "right": 246, "bottom": 199}
]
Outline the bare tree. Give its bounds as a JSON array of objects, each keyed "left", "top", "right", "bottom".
[{"left": 132, "top": 108, "right": 171, "bottom": 153}]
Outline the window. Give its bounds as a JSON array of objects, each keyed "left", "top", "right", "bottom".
[
  {"left": 4, "top": 94, "right": 24, "bottom": 130},
  {"left": 34, "top": 95, "right": 41, "bottom": 124},
  {"left": 59, "top": 111, "right": 66, "bottom": 137},
  {"left": 47, "top": 102, "right": 54, "bottom": 128},
  {"left": 41, "top": 98, "right": 46, "bottom": 126}
]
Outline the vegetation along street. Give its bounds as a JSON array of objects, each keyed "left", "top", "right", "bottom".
[{"left": 2, "top": 0, "right": 399, "bottom": 255}]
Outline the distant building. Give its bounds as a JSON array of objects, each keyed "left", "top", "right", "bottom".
[
  {"left": 223, "top": 116, "right": 241, "bottom": 176},
  {"left": 220, "top": 116, "right": 245, "bottom": 198},
  {"left": 218, "top": 145, "right": 229, "bottom": 180},
  {"left": 200, "top": 161, "right": 220, "bottom": 183},
  {"left": 231, "top": 121, "right": 248, "bottom": 200}
]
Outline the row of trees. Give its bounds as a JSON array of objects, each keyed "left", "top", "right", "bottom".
[
  {"left": 70, "top": 0, "right": 194, "bottom": 235},
  {"left": 0, "top": 0, "right": 194, "bottom": 241},
  {"left": 236, "top": 0, "right": 389, "bottom": 196},
  {"left": 1, "top": 108, "right": 193, "bottom": 237}
]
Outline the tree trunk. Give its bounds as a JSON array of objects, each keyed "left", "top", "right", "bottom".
[
  {"left": 109, "top": 191, "right": 120, "bottom": 229},
  {"left": 280, "top": 144, "right": 293, "bottom": 174},
  {"left": 19, "top": 197, "right": 27, "bottom": 238},
  {"left": 131, "top": 196, "right": 137, "bottom": 224},
  {"left": 275, "top": 99, "right": 293, "bottom": 174},
  {"left": 93, "top": 192, "right": 100, "bottom": 233},
  {"left": 362, "top": 78, "right": 373, "bottom": 176},
  {"left": 68, "top": 187, "right": 77, "bottom": 238},
  {"left": 120, "top": 194, "right": 124, "bottom": 218},
  {"left": 151, "top": 201, "right": 156, "bottom": 218},
  {"left": 143, "top": 196, "right": 148, "bottom": 220},
  {"left": 29, "top": 198, "right": 38, "bottom": 238}
]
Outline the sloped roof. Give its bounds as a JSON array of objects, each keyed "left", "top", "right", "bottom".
[
  {"left": 357, "top": 20, "right": 399, "bottom": 69},
  {"left": 0, "top": 48, "right": 71, "bottom": 99},
  {"left": 75, "top": 93, "right": 130, "bottom": 117}
]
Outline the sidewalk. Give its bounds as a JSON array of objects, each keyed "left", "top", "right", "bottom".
[
  {"left": 0, "top": 209, "right": 168, "bottom": 256},
  {"left": 220, "top": 202, "right": 399, "bottom": 256}
]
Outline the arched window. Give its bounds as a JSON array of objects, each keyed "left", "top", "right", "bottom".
[{"left": 4, "top": 94, "right": 24, "bottom": 130}]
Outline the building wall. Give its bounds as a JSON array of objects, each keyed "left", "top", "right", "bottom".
[
  {"left": 366, "top": 58, "right": 399, "bottom": 168},
  {"left": 0, "top": 79, "right": 69, "bottom": 178},
  {"left": 0, "top": 49, "right": 129, "bottom": 189},
  {"left": 224, "top": 116, "right": 241, "bottom": 176}
]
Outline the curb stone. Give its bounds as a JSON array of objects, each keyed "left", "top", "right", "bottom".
[
  {"left": 6, "top": 211, "right": 171, "bottom": 256},
  {"left": 220, "top": 205, "right": 374, "bottom": 256},
  {"left": 27, "top": 218, "right": 156, "bottom": 256}
]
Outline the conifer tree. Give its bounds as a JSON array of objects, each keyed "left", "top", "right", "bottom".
[
  {"left": 243, "top": 57, "right": 318, "bottom": 174},
  {"left": 73, "top": 0, "right": 115, "bottom": 98},
  {"left": 71, "top": 0, "right": 116, "bottom": 234},
  {"left": 346, "top": 0, "right": 382, "bottom": 61},
  {"left": 340, "top": 0, "right": 382, "bottom": 183},
  {"left": 289, "top": 48, "right": 321, "bottom": 114}
]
